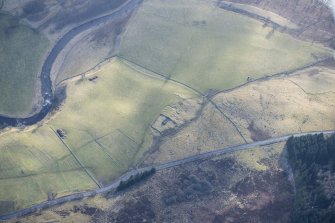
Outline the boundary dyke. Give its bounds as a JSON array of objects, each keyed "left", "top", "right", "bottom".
[
  {"left": 117, "top": 56, "right": 248, "bottom": 142},
  {"left": 0, "top": 0, "right": 142, "bottom": 124},
  {"left": 218, "top": 1, "right": 297, "bottom": 33},
  {"left": 215, "top": 57, "right": 334, "bottom": 95},
  {"left": 0, "top": 130, "right": 334, "bottom": 221}
]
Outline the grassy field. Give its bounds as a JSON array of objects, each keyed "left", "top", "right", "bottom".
[
  {"left": 0, "top": 13, "right": 49, "bottom": 117},
  {"left": 50, "top": 59, "right": 197, "bottom": 183},
  {"left": 0, "top": 0, "right": 333, "bottom": 216},
  {"left": 213, "top": 65, "right": 335, "bottom": 143},
  {"left": 228, "top": 142, "right": 285, "bottom": 171},
  {"left": 144, "top": 102, "right": 246, "bottom": 165},
  {"left": 0, "top": 59, "right": 197, "bottom": 213},
  {"left": 54, "top": 23, "right": 118, "bottom": 84},
  {"left": 119, "top": 0, "right": 331, "bottom": 93},
  {"left": 144, "top": 65, "right": 335, "bottom": 165},
  {"left": 0, "top": 127, "right": 96, "bottom": 215},
  {"left": 53, "top": 2, "right": 132, "bottom": 84},
  {"left": 12, "top": 142, "right": 289, "bottom": 223}
]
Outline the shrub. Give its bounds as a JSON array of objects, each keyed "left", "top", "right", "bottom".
[
  {"left": 163, "top": 174, "right": 213, "bottom": 206},
  {"left": 116, "top": 168, "right": 156, "bottom": 192},
  {"left": 23, "top": 1, "right": 45, "bottom": 15}
]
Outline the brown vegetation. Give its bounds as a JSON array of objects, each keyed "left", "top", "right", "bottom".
[
  {"left": 13, "top": 144, "right": 293, "bottom": 223},
  {"left": 222, "top": 0, "right": 335, "bottom": 47},
  {"left": 3, "top": 0, "right": 128, "bottom": 40}
]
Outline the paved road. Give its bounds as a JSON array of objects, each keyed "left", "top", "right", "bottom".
[
  {"left": 155, "top": 130, "right": 335, "bottom": 170},
  {"left": 0, "top": 0, "right": 333, "bottom": 220},
  {"left": 1, "top": 130, "right": 334, "bottom": 221}
]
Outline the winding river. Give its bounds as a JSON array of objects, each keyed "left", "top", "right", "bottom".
[{"left": 0, "top": 0, "right": 140, "bottom": 127}]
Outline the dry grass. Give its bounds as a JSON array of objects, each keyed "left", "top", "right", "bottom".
[
  {"left": 225, "top": 142, "right": 285, "bottom": 171},
  {"left": 213, "top": 65, "right": 335, "bottom": 143},
  {"left": 144, "top": 65, "right": 335, "bottom": 165},
  {"left": 13, "top": 142, "right": 290, "bottom": 223},
  {"left": 8, "top": 195, "right": 113, "bottom": 223},
  {"left": 119, "top": 0, "right": 331, "bottom": 93},
  {"left": 3, "top": 0, "right": 127, "bottom": 41},
  {"left": 144, "top": 103, "right": 246, "bottom": 165},
  {"left": 220, "top": 0, "right": 299, "bottom": 29}
]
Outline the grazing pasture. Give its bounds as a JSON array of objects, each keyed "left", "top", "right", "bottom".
[
  {"left": 119, "top": 0, "right": 331, "bottom": 93},
  {"left": 0, "top": 14, "right": 49, "bottom": 117},
  {"left": 0, "top": 127, "right": 97, "bottom": 215},
  {"left": 0, "top": 59, "right": 197, "bottom": 214},
  {"left": 144, "top": 65, "right": 335, "bottom": 165},
  {"left": 213, "top": 66, "right": 335, "bottom": 143},
  {"left": 0, "top": 0, "right": 333, "bottom": 217}
]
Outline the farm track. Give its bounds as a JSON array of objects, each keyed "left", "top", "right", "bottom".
[
  {"left": 287, "top": 79, "right": 335, "bottom": 96},
  {"left": 118, "top": 55, "right": 333, "bottom": 144},
  {"left": 0, "top": 54, "right": 328, "bottom": 220},
  {"left": 0, "top": 130, "right": 334, "bottom": 221}
]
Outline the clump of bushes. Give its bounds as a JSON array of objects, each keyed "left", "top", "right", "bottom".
[
  {"left": 116, "top": 168, "right": 156, "bottom": 192},
  {"left": 56, "top": 129, "right": 66, "bottom": 139},
  {"left": 163, "top": 174, "right": 213, "bottom": 206},
  {"left": 23, "top": 1, "right": 45, "bottom": 16}
]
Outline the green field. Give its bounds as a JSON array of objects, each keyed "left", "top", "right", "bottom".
[
  {"left": 0, "top": 13, "right": 49, "bottom": 117},
  {"left": 119, "top": 0, "right": 332, "bottom": 92},
  {"left": 0, "top": 0, "right": 333, "bottom": 215},
  {"left": 0, "top": 127, "right": 97, "bottom": 215},
  {"left": 0, "top": 59, "right": 197, "bottom": 213}
]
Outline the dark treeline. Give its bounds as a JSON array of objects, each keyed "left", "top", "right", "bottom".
[
  {"left": 224, "top": 0, "right": 335, "bottom": 47},
  {"left": 116, "top": 168, "right": 156, "bottom": 192},
  {"left": 287, "top": 133, "right": 335, "bottom": 223}
]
